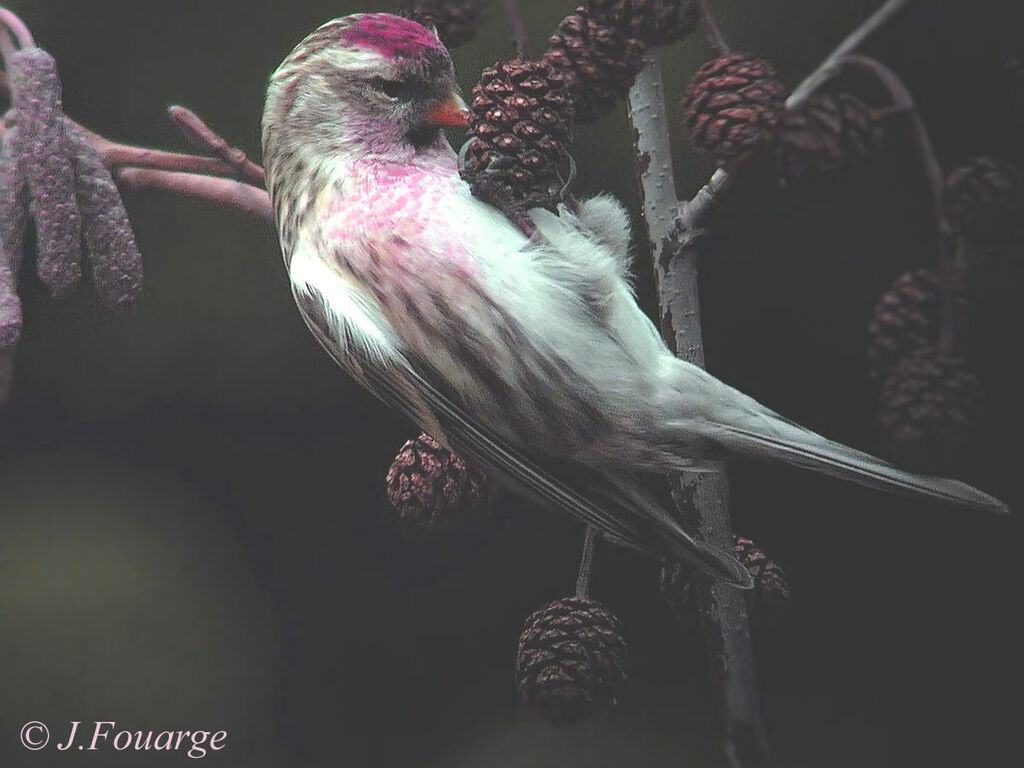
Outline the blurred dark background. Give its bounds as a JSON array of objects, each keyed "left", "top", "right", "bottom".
[{"left": 1, "top": 1, "right": 1020, "bottom": 766}]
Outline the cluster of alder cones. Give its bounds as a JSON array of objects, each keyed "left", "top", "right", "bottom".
[
  {"left": 385, "top": 433, "right": 790, "bottom": 723},
  {"left": 514, "top": 535, "right": 788, "bottom": 723},
  {"left": 1, "top": 45, "right": 143, "bottom": 403},
  {"left": 413, "top": 0, "right": 888, "bottom": 212},
  {"left": 458, "top": 0, "right": 706, "bottom": 212},
  {"left": 385, "top": 1, "right": 796, "bottom": 724},
  {"left": 679, "top": 48, "right": 1023, "bottom": 471},
  {"left": 682, "top": 52, "right": 884, "bottom": 182},
  {"left": 387, "top": 0, "right": 1020, "bottom": 724},
  {"left": 867, "top": 158, "right": 1021, "bottom": 472}
]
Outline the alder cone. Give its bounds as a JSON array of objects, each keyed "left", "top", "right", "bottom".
[
  {"left": 400, "top": 0, "right": 488, "bottom": 48},
  {"left": 878, "top": 348, "right": 981, "bottom": 474},
  {"left": 385, "top": 433, "right": 490, "bottom": 527},
  {"left": 583, "top": 0, "right": 701, "bottom": 46},
  {"left": 683, "top": 53, "right": 787, "bottom": 166},
  {"left": 733, "top": 536, "right": 790, "bottom": 616},
  {"left": 463, "top": 59, "right": 574, "bottom": 211},
  {"left": 774, "top": 93, "right": 883, "bottom": 181},
  {"left": 515, "top": 596, "right": 627, "bottom": 723},
  {"left": 544, "top": 10, "right": 646, "bottom": 123},
  {"left": 866, "top": 268, "right": 967, "bottom": 382},
  {"left": 943, "top": 158, "right": 1022, "bottom": 250},
  {"left": 660, "top": 536, "right": 790, "bottom": 627}
]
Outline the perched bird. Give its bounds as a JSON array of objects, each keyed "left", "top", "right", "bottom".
[{"left": 261, "top": 14, "right": 1008, "bottom": 587}]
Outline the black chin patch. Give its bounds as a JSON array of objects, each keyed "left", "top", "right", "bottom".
[{"left": 405, "top": 125, "right": 442, "bottom": 149}]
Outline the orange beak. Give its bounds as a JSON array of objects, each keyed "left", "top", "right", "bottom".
[{"left": 425, "top": 93, "right": 471, "bottom": 128}]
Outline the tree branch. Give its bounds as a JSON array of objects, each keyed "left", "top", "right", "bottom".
[
  {"left": 167, "top": 105, "right": 266, "bottom": 187},
  {"left": 624, "top": 5, "right": 913, "bottom": 765},
  {"left": 0, "top": 6, "right": 271, "bottom": 224},
  {"left": 833, "top": 53, "right": 956, "bottom": 353},
  {"left": 575, "top": 526, "right": 597, "bottom": 598},
  {"left": 698, "top": 0, "right": 730, "bottom": 57},
  {"left": 116, "top": 168, "right": 273, "bottom": 221},
  {"left": 77, "top": 123, "right": 248, "bottom": 178},
  {"left": 0, "top": 112, "right": 273, "bottom": 223},
  {"left": 501, "top": 0, "right": 530, "bottom": 58},
  {"left": 0, "top": 8, "right": 33, "bottom": 49},
  {"left": 628, "top": 50, "right": 769, "bottom": 768},
  {"left": 787, "top": 0, "right": 909, "bottom": 106},
  {"left": 679, "top": 0, "right": 911, "bottom": 247}
]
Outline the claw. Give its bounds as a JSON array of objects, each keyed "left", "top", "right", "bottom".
[
  {"left": 484, "top": 155, "right": 518, "bottom": 172},
  {"left": 457, "top": 137, "right": 474, "bottom": 172},
  {"left": 558, "top": 154, "right": 577, "bottom": 201}
]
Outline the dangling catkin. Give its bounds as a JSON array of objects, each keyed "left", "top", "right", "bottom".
[
  {"left": 9, "top": 47, "right": 83, "bottom": 298},
  {"left": 65, "top": 119, "right": 143, "bottom": 311}
]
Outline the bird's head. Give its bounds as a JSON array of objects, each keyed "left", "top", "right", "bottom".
[{"left": 262, "top": 13, "right": 469, "bottom": 169}]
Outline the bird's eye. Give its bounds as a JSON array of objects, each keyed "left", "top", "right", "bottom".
[{"left": 372, "top": 78, "right": 407, "bottom": 99}]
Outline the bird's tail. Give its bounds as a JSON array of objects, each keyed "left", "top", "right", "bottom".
[{"left": 687, "top": 399, "right": 1008, "bottom": 515}]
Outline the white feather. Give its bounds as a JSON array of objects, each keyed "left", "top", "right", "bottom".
[
  {"left": 289, "top": 242, "right": 399, "bottom": 368},
  {"left": 575, "top": 194, "right": 635, "bottom": 269},
  {"left": 263, "top": 15, "right": 1008, "bottom": 590}
]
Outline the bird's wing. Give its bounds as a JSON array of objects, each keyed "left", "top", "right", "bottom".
[{"left": 289, "top": 250, "right": 752, "bottom": 587}]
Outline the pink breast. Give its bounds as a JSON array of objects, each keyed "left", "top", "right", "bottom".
[{"left": 325, "top": 164, "right": 474, "bottom": 281}]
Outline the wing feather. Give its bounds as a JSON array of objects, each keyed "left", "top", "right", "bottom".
[{"left": 290, "top": 257, "right": 751, "bottom": 587}]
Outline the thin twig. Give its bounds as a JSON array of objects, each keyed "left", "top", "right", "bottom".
[
  {"left": 628, "top": 51, "right": 768, "bottom": 768},
  {"left": 0, "top": 31, "right": 15, "bottom": 70},
  {"left": 168, "top": 105, "right": 266, "bottom": 186},
  {"left": 0, "top": 5, "right": 269, "bottom": 222},
  {"left": 680, "top": 0, "right": 910, "bottom": 236},
  {"left": 788, "top": 0, "right": 909, "bottom": 107},
  {"left": 0, "top": 8, "right": 33, "bottom": 49},
  {"left": 698, "top": 0, "right": 730, "bottom": 56},
  {"left": 86, "top": 129, "right": 246, "bottom": 178},
  {"left": 835, "top": 53, "right": 957, "bottom": 353},
  {"left": 623, "top": 5, "right": 913, "bottom": 765},
  {"left": 501, "top": 0, "right": 530, "bottom": 58},
  {"left": 575, "top": 525, "right": 597, "bottom": 598},
  {"left": 1005, "top": 55, "right": 1024, "bottom": 126},
  {"left": 0, "top": 114, "right": 264, "bottom": 190},
  {"left": 117, "top": 169, "right": 273, "bottom": 221},
  {"left": 0, "top": 108, "right": 269, "bottom": 225}
]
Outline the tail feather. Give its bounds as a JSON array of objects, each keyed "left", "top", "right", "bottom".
[
  {"left": 698, "top": 415, "right": 1009, "bottom": 515},
  {"left": 601, "top": 471, "right": 755, "bottom": 589}
]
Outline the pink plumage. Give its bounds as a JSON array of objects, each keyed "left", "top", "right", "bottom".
[
  {"left": 262, "top": 14, "right": 1009, "bottom": 592},
  {"left": 340, "top": 14, "right": 444, "bottom": 59},
  {"left": 324, "top": 159, "right": 478, "bottom": 303}
]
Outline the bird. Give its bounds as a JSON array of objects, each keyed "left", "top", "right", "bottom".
[{"left": 261, "top": 13, "right": 1008, "bottom": 588}]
